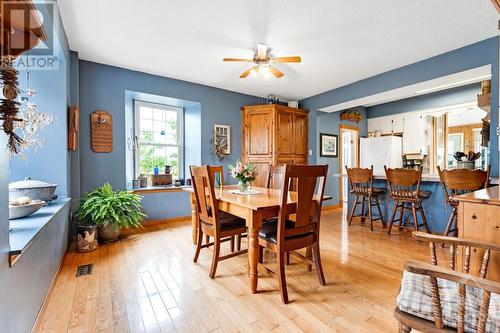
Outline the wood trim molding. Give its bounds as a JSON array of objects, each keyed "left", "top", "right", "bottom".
[
  {"left": 323, "top": 203, "right": 343, "bottom": 211},
  {"left": 338, "top": 125, "right": 360, "bottom": 205},
  {"left": 121, "top": 216, "right": 191, "bottom": 235}
]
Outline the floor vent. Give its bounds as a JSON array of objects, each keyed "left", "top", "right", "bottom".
[{"left": 76, "top": 264, "right": 94, "bottom": 277}]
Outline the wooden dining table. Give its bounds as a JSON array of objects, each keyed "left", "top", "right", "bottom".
[{"left": 182, "top": 185, "right": 331, "bottom": 293}]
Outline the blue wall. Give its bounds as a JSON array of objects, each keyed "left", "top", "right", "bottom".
[
  {"left": 0, "top": 2, "right": 73, "bottom": 332},
  {"left": 316, "top": 107, "right": 367, "bottom": 204},
  {"left": 78, "top": 60, "right": 261, "bottom": 220},
  {"left": 302, "top": 36, "right": 499, "bottom": 178}
]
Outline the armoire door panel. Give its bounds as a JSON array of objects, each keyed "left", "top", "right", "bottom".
[
  {"left": 246, "top": 111, "right": 273, "bottom": 157},
  {"left": 276, "top": 111, "right": 294, "bottom": 156},
  {"left": 293, "top": 112, "right": 308, "bottom": 157},
  {"left": 247, "top": 159, "right": 271, "bottom": 188}
]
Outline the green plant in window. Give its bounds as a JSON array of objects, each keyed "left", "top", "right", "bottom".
[{"left": 76, "top": 183, "right": 146, "bottom": 231}]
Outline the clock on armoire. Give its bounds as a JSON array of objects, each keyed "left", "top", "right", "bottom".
[{"left": 241, "top": 104, "right": 308, "bottom": 187}]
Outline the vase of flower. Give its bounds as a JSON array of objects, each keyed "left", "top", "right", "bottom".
[{"left": 229, "top": 160, "right": 257, "bottom": 193}]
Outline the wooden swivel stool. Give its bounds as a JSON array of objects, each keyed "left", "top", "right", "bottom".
[
  {"left": 437, "top": 165, "right": 490, "bottom": 238},
  {"left": 385, "top": 167, "right": 431, "bottom": 235},
  {"left": 346, "top": 166, "right": 386, "bottom": 231}
]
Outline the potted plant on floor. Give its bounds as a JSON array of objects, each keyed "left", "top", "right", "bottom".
[{"left": 76, "top": 183, "right": 146, "bottom": 242}]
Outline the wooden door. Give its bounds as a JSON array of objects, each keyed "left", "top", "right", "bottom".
[
  {"left": 276, "top": 110, "right": 294, "bottom": 157},
  {"left": 245, "top": 109, "right": 273, "bottom": 158},
  {"left": 293, "top": 112, "right": 308, "bottom": 158}
]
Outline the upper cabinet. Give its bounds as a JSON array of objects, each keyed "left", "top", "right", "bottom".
[
  {"left": 368, "top": 112, "right": 428, "bottom": 155},
  {"left": 241, "top": 104, "right": 308, "bottom": 186}
]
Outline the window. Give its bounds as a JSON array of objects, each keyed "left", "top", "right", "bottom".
[{"left": 135, "top": 101, "right": 183, "bottom": 178}]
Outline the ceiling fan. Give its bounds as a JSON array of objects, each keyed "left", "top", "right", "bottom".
[{"left": 223, "top": 43, "right": 301, "bottom": 78}]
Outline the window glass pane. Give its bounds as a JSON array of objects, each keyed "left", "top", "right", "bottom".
[
  {"left": 139, "top": 145, "right": 154, "bottom": 174},
  {"left": 140, "top": 107, "right": 153, "bottom": 120},
  {"left": 166, "top": 146, "right": 179, "bottom": 177}
]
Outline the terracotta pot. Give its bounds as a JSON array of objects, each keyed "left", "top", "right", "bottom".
[{"left": 98, "top": 223, "right": 121, "bottom": 243}]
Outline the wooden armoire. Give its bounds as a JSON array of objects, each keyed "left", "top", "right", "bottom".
[{"left": 241, "top": 104, "right": 308, "bottom": 187}]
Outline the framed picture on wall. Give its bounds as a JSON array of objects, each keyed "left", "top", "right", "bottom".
[
  {"left": 214, "top": 124, "right": 231, "bottom": 154},
  {"left": 320, "top": 133, "right": 338, "bottom": 157}
]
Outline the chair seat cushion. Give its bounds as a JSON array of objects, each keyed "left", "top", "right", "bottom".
[
  {"left": 372, "top": 187, "right": 386, "bottom": 194},
  {"left": 258, "top": 220, "right": 312, "bottom": 243},
  {"left": 202, "top": 211, "right": 246, "bottom": 231},
  {"left": 397, "top": 271, "right": 500, "bottom": 333}
]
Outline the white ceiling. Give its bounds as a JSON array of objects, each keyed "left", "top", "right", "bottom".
[{"left": 58, "top": 0, "right": 499, "bottom": 101}]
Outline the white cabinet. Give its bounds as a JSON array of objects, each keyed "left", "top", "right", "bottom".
[
  {"left": 368, "top": 114, "right": 405, "bottom": 134},
  {"left": 402, "top": 113, "right": 426, "bottom": 154},
  {"left": 392, "top": 114, "right": 404, "bottom": 133}
]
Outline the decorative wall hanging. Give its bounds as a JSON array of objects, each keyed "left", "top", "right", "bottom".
[
  {"left": 68, "top": 106, "right": 79, "bottom": 151},
  {"left": 320, "top": 133, "right": 338, "bottom": 158},
  {"left": 91, "top": 110, "right": 113, "bottom": 153},
  {"left": 340, "top": 109, "right": 362, "bottom": 123},
  {"left": 0, "top": 58, "right": 23, "bottom": 154},
  {"left": 211, "top": 124, "right": 230, "bottom": 161}
]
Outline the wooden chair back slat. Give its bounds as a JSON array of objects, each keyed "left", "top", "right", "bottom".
[
  {"left": 385, "top": 167, "right": 422, "bottom": 200},
  {"left": 190, "top": 165, "right": 218, "bottom": 226},
  {"left": 410, "top": 232, "right": 500, "bottom": 332},
  {"left": 437, "top": 165, "right": 490, "bottom": 205},
  {"left": 209, "top": 165, "right": 224, "bottom": 187},
  {"left": 278, "top": 165, "right": 328, "bottom": 240},
  {"left": 267, "top": 165, "right": 285, "bottom": 190},
  {"left": 346, "top": 166, "right": 374, "bottom": 196}
]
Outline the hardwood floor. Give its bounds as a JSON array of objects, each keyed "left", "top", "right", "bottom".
[{"left": 34, "top": 208, "right": 443, "bottom": 333}]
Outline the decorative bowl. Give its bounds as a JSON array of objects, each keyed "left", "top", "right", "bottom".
[
  {"left": 9, "top": 177, "right": 57, "bottom": 202},
  {"left": 9, "top": 200, "right": 45, "bottom": 220}
]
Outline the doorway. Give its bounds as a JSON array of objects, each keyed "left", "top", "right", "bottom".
[{"left": 339, "top": 125, "right": 359, "bottom": 206}]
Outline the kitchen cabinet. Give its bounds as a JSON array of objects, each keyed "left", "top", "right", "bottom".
[
  {"left": 242, "top": 104, "right": 308, "bottom": 187},
  {"left": 402, "top": 113, "right": 426, "bottom": 154},
  {"left": 367, "top": 114, "right": 404, "bottom": 134}
]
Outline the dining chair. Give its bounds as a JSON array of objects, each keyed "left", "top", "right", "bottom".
[
  {"left": 437, "top": 165, "right": 490, "bottom": 238},
  {"left": 209, "top": 165, "right": 224, "bottom": 187},
  {"left": 258, "top": 164, "right": 328, "bottom": 304},
  {"left": 190, "top": 165, "right": 248, "bottom": 279},
  {"left": 267, "top": 165, "right": 285, "bottom": 189},
  {"left": 346, "top": 165, "right": 386, "bottom": 230},
  {"left": 385, "top": 167, "right": 431, "bottom": 235}
]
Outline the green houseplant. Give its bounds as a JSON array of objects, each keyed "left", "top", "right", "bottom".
[{"left": 76, "top": 183, "right": 146, "bottom": 242}]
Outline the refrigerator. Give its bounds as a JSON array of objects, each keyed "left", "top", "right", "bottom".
[{"left": 360, "top": 136, "right": 403, "bottom": 175}]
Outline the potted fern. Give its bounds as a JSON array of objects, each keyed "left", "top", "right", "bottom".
[{"left": 76, "top": 183, "right": 146, "bottom": 242}]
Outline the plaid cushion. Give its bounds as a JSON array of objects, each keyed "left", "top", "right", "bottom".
[{"left": 397, "top": 271, "right": 500, "bottom": 333}]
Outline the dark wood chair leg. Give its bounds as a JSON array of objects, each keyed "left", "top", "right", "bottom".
[
  {"left": 209, "top": 238, "right": 221, "bottom": 279},
  {"left": 236, "top": 234, "right": 241, "bottom": 251},
  {"left": 285, "top": 251, "right": 290, "bottom": 265},
  {"left": 258, "top": 246, "right": 264, "bottom": 264},
  {"left": 230, "top": 236, "right": 235, "bottom": 252},
  {"left": 205, "top": 235, "right": 210, "bottom": 246},
  {"left": 387, "top": 200, "right": 399, "bottom": 235},
  {"left": 193, "top": 227, "right": 203, "bottom": 263},
  {"left": 306, "top": 246, "right": 312, "bottom": 271},
  {"left": 418, "top": 202, "right": 430, "bottom": 233},
  {"left": 375, "top": 196, "right": 386, "bottom": 227},
  {"left": 277, "top": 251, "right": 289, "bottom": 304},
  {"left": 443, "top": 207, "right": 456, "bottom": 237},
  {"left": 411, "top": 202, "right": 419, "bottom": 232},
  {"left": 360, "top": 196, "right": 366, "bottom": 222},
  {"left": 313, "top": 241, "right": 326, "bottom": 286},
  {"left": 398, "top": 202, "right": 405, "bottom": 230},
  {"left": 348, "top": 195, "right": 358, "bottom": 226},
  {"left": 367, "top": 196, "right": 373, "bottom": 231}
]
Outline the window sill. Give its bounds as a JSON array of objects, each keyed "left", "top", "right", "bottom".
[
  {"left": 9, "top": 197, "right": 71, "bottom": 266},
  {"left": 131, "top": 185, "right": 191, "bottom": 194}
]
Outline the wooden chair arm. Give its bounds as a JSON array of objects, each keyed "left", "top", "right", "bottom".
[
  {"left": 405, "top": 260, "right": 500, "bottom": 294},
  {"left": 412, "top": 231, "right": 500, "bottom": 252}
]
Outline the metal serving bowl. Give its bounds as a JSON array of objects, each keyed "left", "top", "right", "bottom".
[{"left": 9, "top": 177, "right": 58, "bottom": 202}]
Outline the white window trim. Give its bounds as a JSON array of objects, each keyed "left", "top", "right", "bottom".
[{"left": 134, "top": 100, "right": 184, "bottom": 178}]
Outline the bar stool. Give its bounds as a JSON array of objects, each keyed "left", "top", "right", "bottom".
[
  {"left": 346, "top": 166, "right": 386, "bottom": 231},
  {"left": 437, "top": 165, "right": 490, "bottom": 238},
  {"left": 385, "top": 167, "right": 431, "bottom": 235}
]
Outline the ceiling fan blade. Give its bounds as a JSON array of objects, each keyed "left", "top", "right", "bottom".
[
  {"left": 272, "top": 56, "right": 302, "bottom": 63},
  {"left": 240, "top": 66, "right": 259, "bottom": 78},
  {"left": 257, "top": 44, "right": 268, "bottom": 59},
  {"left": 268, "top": 66, "right": 284, "bottom": 78},
  {"left": 223, "top": 58, "right": 253, "bottom": 62}
]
